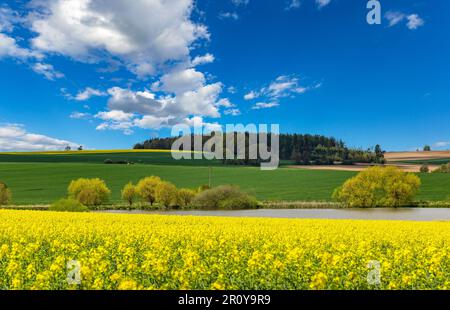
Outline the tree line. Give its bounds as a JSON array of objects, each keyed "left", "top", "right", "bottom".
[{"left": 134, "top": 133, "right": 385, "bottom": 165}]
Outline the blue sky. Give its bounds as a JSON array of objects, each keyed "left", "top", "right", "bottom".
[{"left": 0, "top": 0, "right": 449, "bottom": 151}]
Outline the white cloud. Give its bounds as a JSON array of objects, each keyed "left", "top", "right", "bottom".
[
  {"left": 245, "top": 75, "right": 318, "bottom": 110},
  {"left": 286, "top": 0, "right": 301, "bottom": 10},
  {"left": 385, "top": 11, "right": 405, "bottom": 27},
  {"left": 96, "top": 121, "right": 134, "bottom": 135},
  {"left": 70, "top": 112, "right": 90, "bottom": 119},
  {"left": 227, "top": 86, "right": 237, "bottom": 94},
  {"left": 406, "top": 14, "right": 424, "bottom": 30},
  {"left": 100, "top": 79, "right": 224, "bottom": 131},
  {"left": 107, "top": 87, "right": 161, "bottom": 116},
  {"left": 434, "top": 141, "right": 450, "bottom": 148},
  {"left": 32, "top": 62, "right": 64, "bottom": 80},
  {"left": 74, "top": 87, "right": 107, "bottom": 101},
  {"left": 183, "top": 116, "right": 222, "bottom": 132},
  {"left": 133, "top": 115, "right": 171, "bottom": 130},
  {"left": 191, "top": 53, "right": 215, "bottom": 66},
  {"left": 316, "top": 0, "right": 331, "bottom": 9},
  {"left": 219, "top": 12, "right": 239, "bottom": 20},
  {"left": 231, "top": 0, "right": 249, "bottom": 6},
  {"left": 385, "top": 11, "right": 424, "bottom": 30},
  {"left": 224, "top": 108, "right": 241, "bottom": 116},
  {"left": 95, "top": 110, "right": 134, "bottom": 122},
  {"left": 0, "top": 124, "right": 79, "bottom": 151},
  {"left": 266, "top": 75, "right": 307, "bottom": 98},
  {"left": 251, "top": 102, "right": 279, "bottom": 110},
  {"left": 153, "top": 68, "right": 206, "bottom": 95},
  {"left": 174, "top": 83, "right": 222, "bottom": 118},
  {"left": 244, "top": 91, "right": 259, "bottom": 100},
  {"left": 0, "top": 33, "right": 36, "bottom": 59},
  {"left": 28, "top": 0, "right": 210, "bottom": 78},
  {"left": 216, "top": 98, "right": 235, "bottom": 108},
  {"left": 0, "top": 6, "right": 19, "bottom": 33}
]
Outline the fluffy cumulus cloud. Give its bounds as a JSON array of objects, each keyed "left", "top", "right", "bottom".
[
  {"left": 0, "top": 33, "right": 35, "bottom": 59},
  {"left": 0, "top": 7, "right": 30, "bottom": 59},
  {"left": 385, "top": 11, "right": 424, "bottom": 30},
  {"left": 153, "top": 68, "right": 206, "bottom": 95},
  {"left": 191, "top": 53, "right": 214, "bottom": 66},
  {"left": 0, "top": 124, "right": 79, "bottom": 151},
  {"left": 28, "top": 0, "right": 210, "bottom": 78},
  {"left": 244, "top": 91, "right": 259, "bottom": 101},
  {"left": 1, "top": 1, "right": 237, "bottom": 136},
  {"left": 74, "top": 87, "right": 107, "bottom": 101},
  {"left": 95, "top": 75, "right": 229, "bottom": 133}
]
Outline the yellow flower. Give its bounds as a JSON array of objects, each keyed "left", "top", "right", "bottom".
[
  {"left": 118, "top": 280, "right": 138, "bottom": 290},
  {"left": 310, "top": 272, "right": 328, "bottom": 290}
]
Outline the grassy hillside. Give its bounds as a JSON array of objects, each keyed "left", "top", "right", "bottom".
[{"left": 1, "top": 161, "right": 450, "bottom": 204}]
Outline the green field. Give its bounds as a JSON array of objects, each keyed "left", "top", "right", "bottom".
[
  {"left": 0, "top": 150, "right": 221, "bottom": 166},
  {"left": 1, "top": 150, "right": 450, "bottom": 204}
]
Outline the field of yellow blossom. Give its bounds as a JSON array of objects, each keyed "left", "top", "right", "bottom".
[{"left": 0, "top": 210, "right": 449, "bottom": 290}]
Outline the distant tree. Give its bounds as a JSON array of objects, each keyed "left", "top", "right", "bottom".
[
  {"left": 420, "top": 164, "right": 430, "bottom": 173},
  {"left": 136, "top": 176, "right": 162, "bottom": 205},
  {"left": 65, "top": 146, "right": 71, "bottom": 151},
  {"left": 374, "top": 144, "right": 382, "bottom": 157},
  {"left": 78, "top": 145, "right": 83, "bottom": 151},
  {"left": 121, "top": 182, "right": 138, "bottom": 206},
  {"left": 423, "top": 145, "right": 431, "bottom": 152},
  {"left": 333, "top": 166, "right": 421, "bottom": 207}
]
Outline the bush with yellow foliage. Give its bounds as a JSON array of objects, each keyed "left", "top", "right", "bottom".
[
  {"left": 177, "top": 188, "right": 196, "bottom": 208},
  {"left": 121, "top": 182, "right": 138, "bottom": 206},
  {"left": 136, "top": 176, "right": 162, "bottom": 205},
  {"left": 0, "top": 182, "right": 11, "bottom": 205},
  {"left": 333, "top": 166, "right": 421, "bottom": 207},
  {"left": 68, "top": 178, "right": 111, "bottom": 206},
  {"left": 154, "top": 181, "right": 178, "bottom": 208}
]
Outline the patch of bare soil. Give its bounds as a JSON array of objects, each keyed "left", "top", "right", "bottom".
[{"left": 384, "top": 151, "right": 450, "bottom": 162}]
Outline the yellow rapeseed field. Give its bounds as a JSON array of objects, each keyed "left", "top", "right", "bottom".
[
  {"left": 0, "top": 210, "right": 449, "bottom": 290},
  {"left": 0, "top": 149, "right": 185, "bottom": 155}
]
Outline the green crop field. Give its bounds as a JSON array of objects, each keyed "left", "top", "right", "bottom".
[
  {"left": 0, "top": 150, "right": 222, "bottom": 166},
  {"left": 1, "top": 150, "right": 450, "bottom": 204}
]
